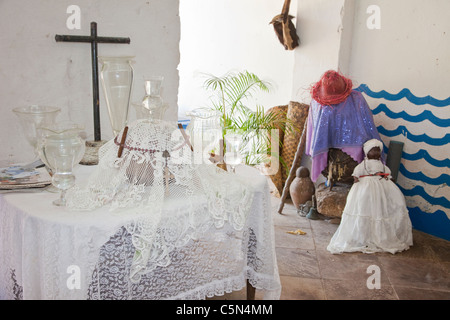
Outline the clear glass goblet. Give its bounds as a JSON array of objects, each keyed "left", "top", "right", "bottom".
[
  {"left": 223, "top": 133, "right": 243, "bottom": 173},
  {"left": 37, "top": 122, "right": 85, "bottom": 206},
  {"left": 12, "top": 105, "right": 61, "bottom": 162}
]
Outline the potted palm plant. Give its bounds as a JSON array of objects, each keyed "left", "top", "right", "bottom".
[{"left": 202, "top": 70, "right": 297, "bottom": 172}]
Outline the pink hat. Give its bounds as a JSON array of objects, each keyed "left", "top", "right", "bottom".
[{"left": 311, "top": 70, "right": 353, "bottom": 106}]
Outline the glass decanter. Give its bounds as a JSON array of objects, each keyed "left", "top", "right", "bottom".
[
  {"left": 37, "top": 122, "right": 86, "bottom": 206},
  {"left": 133, "top": 76, "right": 168, "bottom": 121},
  {"left": 99, "top": 56, "right": 134, "bottom": 136}
]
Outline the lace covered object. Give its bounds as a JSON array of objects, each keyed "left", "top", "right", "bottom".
[{"left": 66, "top": 120, "right": 255, "bottom": 283}]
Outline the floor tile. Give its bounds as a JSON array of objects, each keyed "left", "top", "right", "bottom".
[
  {"left": 316, "top": 250, "right": 388, "bottom": 283},
  {"left": 378, "top": 256, "right": 450, "bottom": 292},
  {"left": 280, "top": 276, "right": 326, "bottom": 300},
  {"left": 276, "top": 247, "right": 320, "bottom": 278},
  {"left": 323, "top": 278, "right": 398, "bottom": 300},
  {"left": 393, "top": 286, "right": 450, "bottom": 300},
  {"left": 216, "top": 189, "right": 450, "bottom": 300},
  {"left": 275, "top": 225, "right": 315, "bottom": 250}
]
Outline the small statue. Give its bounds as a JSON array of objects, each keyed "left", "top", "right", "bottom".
[{"left": 289, "top": 166, "right": 315, "bottom": 216}]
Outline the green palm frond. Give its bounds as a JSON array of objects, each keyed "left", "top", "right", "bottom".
[{"left": 202, "top": 70, "right": 298, "bottom": 166}]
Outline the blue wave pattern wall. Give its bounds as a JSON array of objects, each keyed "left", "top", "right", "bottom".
[{"left": 355, "top": 84, "right": 450, "bottom": 240}]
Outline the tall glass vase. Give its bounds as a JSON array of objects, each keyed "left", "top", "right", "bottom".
[{"left": 99, "top": 56, "right": 134, "bottom": 136}]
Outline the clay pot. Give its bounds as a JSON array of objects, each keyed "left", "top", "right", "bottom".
[{"left": 289, "top": 166, "right": 315, "bottom": 209}]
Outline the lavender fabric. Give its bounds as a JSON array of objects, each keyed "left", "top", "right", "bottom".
[{"left": 305, "top": 90, "right": 381, "bottom": 181}]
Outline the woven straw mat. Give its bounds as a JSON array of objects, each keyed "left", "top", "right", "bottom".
[{"left": 280, "top": 101, "right": 309, "bottom": 184}]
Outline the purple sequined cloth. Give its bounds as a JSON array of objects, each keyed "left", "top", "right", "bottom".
[{"left": 306, "top": 90, "right": 381, "bottom": 181}]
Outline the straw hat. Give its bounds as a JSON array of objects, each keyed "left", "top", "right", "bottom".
[{"left": 311, "top": 70, "right": 353, "bottom": 106}]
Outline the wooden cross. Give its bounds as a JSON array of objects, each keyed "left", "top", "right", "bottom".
[{"left": 55, "top": 22, "right": 130, "bottom": 141}]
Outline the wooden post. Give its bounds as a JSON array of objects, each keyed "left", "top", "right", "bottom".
[{"left": 246, "top": 280, "right": 256, "bottom": 300}]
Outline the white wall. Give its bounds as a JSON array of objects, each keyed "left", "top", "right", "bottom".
[
  {"left": 290, "top": 0, "right": 346, "bottom": 104},
  {"left": 178, "top": 0, "right": 297, "bottom": 117},
  {"left": 349, "top": 0, "right": 450, "bottom": 98},
  {"left": 0, "top": 0, "right": 180, "bottom": 163},
  {"left": 347, "top": 0, "right": 450, "bottom": 239}
]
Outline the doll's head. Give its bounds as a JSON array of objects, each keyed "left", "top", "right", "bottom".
[
  {"left": 367, "top": 146, "right": 381, "bottom": 160},
  {"left": 363, "top": 139, "right": 383, "bottom": 160}
]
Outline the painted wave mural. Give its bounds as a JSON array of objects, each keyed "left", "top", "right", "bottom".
[
  {"left": 355, "top": 84, "right": 450, "bottom": 240},
  {"left": 356, "top": 84, "right": 450, "bottom": 106}
]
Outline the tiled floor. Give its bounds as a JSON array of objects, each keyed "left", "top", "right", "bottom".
[
  {"left": 216, "top": 192, "right": 450, "bottom": 300},
  {"left": 272, "top": 197, "right": 450, "bottom": 300}
]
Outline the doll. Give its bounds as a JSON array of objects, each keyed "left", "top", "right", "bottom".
[{"left": 327, "top": 138, "right": 413, "bottom": 254}]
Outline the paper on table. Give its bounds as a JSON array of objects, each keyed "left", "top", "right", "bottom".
[{"left": 0, "top": 165, "right": 52, "bottom": 189}]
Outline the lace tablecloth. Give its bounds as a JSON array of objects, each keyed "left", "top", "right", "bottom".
[{"left": 0, "top": 165, "right": 281, "bottom": 300}]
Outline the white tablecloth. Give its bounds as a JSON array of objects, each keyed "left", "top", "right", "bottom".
[{"left": 0, "top": 165, "right": 281, "bottom": 300}]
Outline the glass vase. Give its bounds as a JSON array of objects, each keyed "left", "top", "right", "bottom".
[
  {"left": 186, "top": 108, "right": 222, "bottom": 164},
  {"left": 37, "top": 121, "right": 86, "bottom": 206},
  {"left": 12, "top": 105, "right": 61, "bottom": 159},
  {"left": 132, "top": 76, "right": 168, "bottom": 121},
  {"left": 99, "top": 56, "right": 134, "bottom": 136}
]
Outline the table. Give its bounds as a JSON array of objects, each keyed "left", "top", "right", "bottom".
[{"left": 0, "top": 164, "right": 281, "bottom": 300}]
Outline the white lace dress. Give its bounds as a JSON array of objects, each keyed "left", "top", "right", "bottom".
[{"left": 327, "top": 159, "right": 413, "bottom": 254}]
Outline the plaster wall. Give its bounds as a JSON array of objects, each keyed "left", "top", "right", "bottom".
[
  {"left": 0, "top": 0, "right": 181, "bottom": 162},
  {"left": 290, "top": 0, "right": 346, "bottom": 103}
]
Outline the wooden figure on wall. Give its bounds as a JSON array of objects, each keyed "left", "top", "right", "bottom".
[{"left": 270, "top": 0, "right": 300, "bottom": 50}]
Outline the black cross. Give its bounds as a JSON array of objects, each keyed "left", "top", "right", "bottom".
[{"left": 55, "top": 22, "right": 130, "bottom": 141}]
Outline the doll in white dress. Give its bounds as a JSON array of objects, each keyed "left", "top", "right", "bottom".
[{"left": 327, "top": 139, "right": 413, "bottom": 254}]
